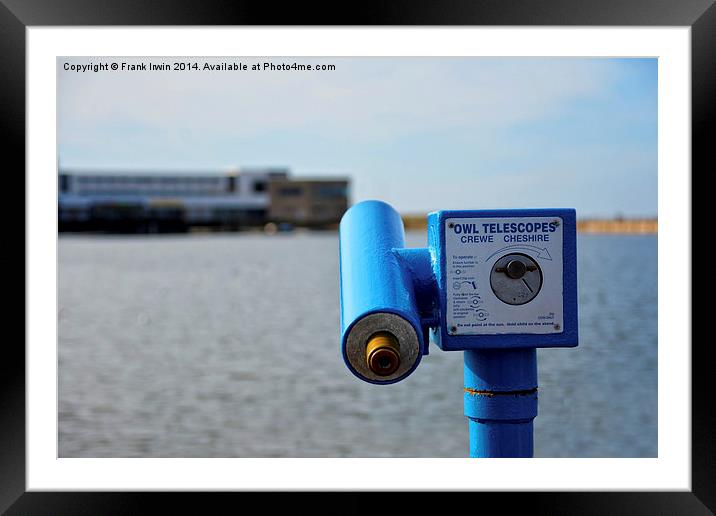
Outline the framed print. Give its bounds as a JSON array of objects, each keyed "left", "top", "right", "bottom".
[{"left": 3, "top": 0, "right": 710, "bottom": 512}]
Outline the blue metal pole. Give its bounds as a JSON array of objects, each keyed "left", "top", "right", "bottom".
[{"left": 463, "top": 348, "right": 538, "bottom": 457}]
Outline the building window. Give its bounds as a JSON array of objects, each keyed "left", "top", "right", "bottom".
[
  {"left": 253, "top": 180, "right": 267, "bottom": 193},
  {"left": 278, "top": 186, "right": 303, "bottom": 197},
  {"left": 317, "top": 185, "right": 347, "bottom": 199}
]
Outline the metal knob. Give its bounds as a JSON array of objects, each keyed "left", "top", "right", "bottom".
[
  {"left": 490, "top": 253, "right": 543, "bottom": 305},
  {"left": 505, "top": 259, "right": 527, "bottom": 279}
]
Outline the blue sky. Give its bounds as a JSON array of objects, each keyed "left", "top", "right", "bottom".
[{"left": 58, "top": 57, "right": 657, "bottom": 217}]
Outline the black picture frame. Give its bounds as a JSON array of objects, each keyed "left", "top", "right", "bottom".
[{"left": 2, "top": 0, "right": 708, "bottom": 513}]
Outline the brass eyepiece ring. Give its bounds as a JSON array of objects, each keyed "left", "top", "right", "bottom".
[{"left": 366, "top": 332, "right": 401, "bottom": 376}]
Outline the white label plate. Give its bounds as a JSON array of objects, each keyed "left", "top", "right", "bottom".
[{"left": 445, "top": 217, "right": 563, "bottom": 335}]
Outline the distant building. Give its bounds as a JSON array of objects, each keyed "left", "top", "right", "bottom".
[
  {"left": 58, "top": 168, "right": 348, "bottom": 232},
  {"left": 268, "top": 178, "right": 349, "bottom": 228}
]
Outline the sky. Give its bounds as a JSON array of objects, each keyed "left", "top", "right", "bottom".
[{"left": 58, "top": 57, "right": 657, "bottom": 218}]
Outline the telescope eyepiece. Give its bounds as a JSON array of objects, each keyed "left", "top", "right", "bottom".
[
  {"left": 343, "top": 312, "right": 422, "bottom": 384},
  {"left": 366, "top": 332, "right": 401, "bottom": 376}
]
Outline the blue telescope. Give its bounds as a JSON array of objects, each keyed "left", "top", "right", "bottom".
[{"left": 339, "top": 200, "right": 578, "bottom": 457}]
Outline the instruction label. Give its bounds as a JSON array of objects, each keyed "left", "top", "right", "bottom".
[{"left": 445, "top": 217, "right": 564, "bottom": 335}]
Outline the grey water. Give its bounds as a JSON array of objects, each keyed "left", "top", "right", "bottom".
[{"left": 58, "top": 232, "right": 657, "bottom": 457}]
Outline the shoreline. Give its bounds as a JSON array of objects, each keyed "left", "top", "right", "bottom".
[{"left": 401, "top": 216, "right": 657, "bottom": 235}]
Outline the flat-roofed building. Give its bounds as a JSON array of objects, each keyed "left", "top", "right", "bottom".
[
  {"left": 268, "top": 178, "right": 349, "bottom": 227},
  {"left": 58, "top": 168, "right": 289, "bottom": 232}
]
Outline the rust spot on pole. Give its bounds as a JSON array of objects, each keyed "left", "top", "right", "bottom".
[{"left": 464, "top": 387, "right": 538, "bottom": 397}]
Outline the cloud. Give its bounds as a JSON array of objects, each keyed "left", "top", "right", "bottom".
[
  {"left": 58, "top": 57, "right": 618, "bottom": 147},
  {"left": 57, "top": 57, "right": 656, "bottom": 216}
]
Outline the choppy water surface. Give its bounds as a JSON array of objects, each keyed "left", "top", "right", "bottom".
[{"left": 58, "top": 232, "right": 657, "bottom": 457}]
